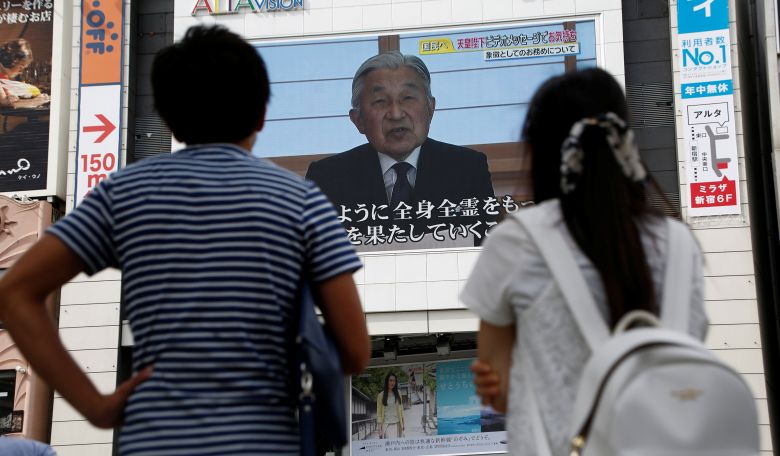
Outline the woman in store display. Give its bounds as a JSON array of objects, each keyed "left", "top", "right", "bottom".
[{"left": 376, "top": 372, "right": 405, "bottom": 439}]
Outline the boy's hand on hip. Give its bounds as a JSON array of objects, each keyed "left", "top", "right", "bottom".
[{"left": 86, "top": 366, "right": 153, "bottom": 428}]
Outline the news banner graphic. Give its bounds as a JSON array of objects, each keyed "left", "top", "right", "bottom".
[
  {"left": 419, "top": 29, "right": 580, "bottom": 62},
  {"left": 75, "top": 0, "right": 124, "bottom": 206},
  {"left": 677, "top": 0, "right": 741, "bottom": 216}
]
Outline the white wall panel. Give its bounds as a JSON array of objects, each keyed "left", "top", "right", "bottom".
[
  {"left": 714, "top": 348, "right": 765, "bottom": 374},
  {"left": 60, "top": 326, "right": 120, "bottom": 351},
  {"left": 396, "top": 282, "right": 427, "bottom": 311},
  {"left": 54, "top": 372, "right": 118, "bottom": 398},
  {"left": 304, "top": 8, "right": 334, "bottom": 34},
  {"left": 52, "top": 444, "right": 114, "bottom": 456},
  {"left": 71, "top": 268, "right": 121, "bottom": 283},
  {"left": 451, "top": 0, "right": 482, "bottom": 23},
  {"left": 59, "top": 303, "right": 121, "bottom": 328},
  {"left": 457, "top": 251, "right": 479, "bottom": 280},
  {"left": 428, "top": 309, "right": 479, "bottom": 333},
  {"left": 392, "top": 2, "right": 422, "bottom": 27},
  {"left": 422, "top": 0, "right": 453, "bottom": 25},
  {"left": 703, "top": 251, "right": 755, "bottom": 276},
  {"left": 576, "top": 0, "right": 621, "bottom": 13},
  {"left": 364, "top": 255, "right": 396, "bottom": 284},
  {"left": 366, "top": 311, "right": 427, "bottom": 334},
  {"left": 426, "top": 253, "right": 459, "bottom": 281},
  {"left": 60, "top": 281, "right": 121, "bottom": 305},
  {"left": 703, "top": 275, "right": 757, "bottom": 301},
  {"left": 363, "top": 4, "right": 392, "bottom": 29},
  {"left": 483, "top": 0, "right": 513, "bottom": 21},
  {"left": 173, "top": 0, "right": 196, "bottom": 17},
  {"left": 364, "top": 283, "right": 396, "bottom": 312},
  {"left": 52, "top": 397, "right": 82, "bottom": 422},
  {"left": 602, "top": 9, "right": 623, "bottom": 43},
  {"left": 216, "top": 11, "right": 246, "bottom": 36},
  {"left": 357, "top": 284, "right": 366, "bottom": 310},
  {"left": 604, "top": 42, "right": 626, "bottom": 79},
  {"left": 332, "top": 5, "right": 363, "bottom": 31},
  {"left": 694, "top": 226, "right": 753, "bottom": 252},
  {"left": 705, "top": 324, "right": 762, "bottom": 350},
  {"left": 395, "top": 253, "right": 427, "bottom": 283},
  {"left": 274, "top": 9, "right": 305, "bottom": 35},
  {"left": 427, "top": 281, "right": 460, "bottom": 310},
  {"left": 761, "top": 425, "right": 773, "bottom": 451},
  {"left": 69, "top": 349, "right": 118, "bottom": 373},
  {"left": 50, "top": 421, "right": 113, "bottom": 445},
  {"left": 173, "top": 16, "right": 215, "bottom": 40},
  {"left": 353, "top": 267, "right": 365, "bottom": 285},
  {"left": 512, "top": 0, "right": 544, "bottom": 19},
  {"left": 705, "top": 300, "right": 760, "bottom": 324},
  {"left": 334, "top": 0, "right": 383, "bottom": 7},
  {"left": 543, "top": 0, "right": 575, "bottom": 16},
  {"left": 757, "top": 399, "right": 770, "bottom": 425},
  {"left": 308, "top": 0, "right": 334, "bottom": 9},
  {"left": 743, "top": 373, "right": 768, "bottom": 398}
]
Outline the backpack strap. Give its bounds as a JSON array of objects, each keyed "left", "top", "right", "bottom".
[
  {"left": 513, "top": 206, "right": 610, "bottom": 349},
  {"left": 660, "top": 218, "right": 695, "bottom": 332}
]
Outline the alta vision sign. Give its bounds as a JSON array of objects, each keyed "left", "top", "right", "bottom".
[{"left": 192, "top": 0, "right": 303, "bottom": 15}]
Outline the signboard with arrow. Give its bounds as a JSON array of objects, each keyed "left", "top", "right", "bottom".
[{"left": 74, "top": 0, "right": 125, "bottom": 206}]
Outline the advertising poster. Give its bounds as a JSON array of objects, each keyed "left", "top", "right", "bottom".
[
  {"left": 74, "top": 0, "right": 124, "bottom": 205},
  {"left": 677, "top": 0, "right": 741, "bottom": 216},
  {"left": 0, "top": 1, "right": 54, "bottom": 193},
  {"left": 253, "top": 20, "right": 596, "bottom": 251},
  {"left": 351, "top": 360, "right": 506, "bottom": 455}
]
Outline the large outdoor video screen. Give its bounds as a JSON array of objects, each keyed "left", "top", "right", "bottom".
[{"left": 254, "top": 20, "right": 597, "bottom": 251}]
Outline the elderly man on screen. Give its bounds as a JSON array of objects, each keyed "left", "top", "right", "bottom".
[{"left": 306, "top": 52, "right": 497, "bottom": 247}]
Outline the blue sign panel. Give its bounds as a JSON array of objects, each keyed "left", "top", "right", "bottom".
[
  {"left": 677, "top": 0, "right": 729, "bottom": 34},
  {"left": 681, "top": 79, "right": 733, "bottom": 99},
  {"left": 436, "top": 360, "right": 480, "bottom": 435}
]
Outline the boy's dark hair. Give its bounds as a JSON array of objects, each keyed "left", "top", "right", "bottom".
[
  {"left": 151, "top": 25, "right": 270, "bottom": 145},
  {"left": 523, "top": 68, "right": 666, "bottom": 327}
]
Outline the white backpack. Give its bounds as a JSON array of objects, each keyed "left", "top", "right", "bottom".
[{"left": 516, "top": 209, "right": 760, "bottom": 456}]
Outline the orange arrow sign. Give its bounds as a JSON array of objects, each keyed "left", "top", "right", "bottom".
[{"left": 82, "top": 114, "right": 116, "bottom": 143}]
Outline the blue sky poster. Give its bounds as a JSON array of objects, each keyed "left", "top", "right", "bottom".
[{"left": 436, "top": 359, "right": 481, "bottom": 435}]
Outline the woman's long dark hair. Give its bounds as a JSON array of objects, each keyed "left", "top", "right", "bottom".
[
  {"left": 523, "top": 68, "right": 664, "bottom": 327},
  {"left": 382, "top": 373, "right": 401, "bottom": 407}
]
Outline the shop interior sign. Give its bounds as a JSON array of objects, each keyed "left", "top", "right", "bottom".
[{"left": 677, "top": 0, "right": 742, "bottom": 216}]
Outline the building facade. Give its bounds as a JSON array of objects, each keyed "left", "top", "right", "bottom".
[{"left": 0, "top": 0, "right": 776, "bottom": 454}]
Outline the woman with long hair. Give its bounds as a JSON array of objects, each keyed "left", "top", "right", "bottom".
[
  {"left": 461, "top": 68, "right": 708, "bottom": 454},
  {"left": 376, "top": 372, "right": 405, "bottom": 439}
]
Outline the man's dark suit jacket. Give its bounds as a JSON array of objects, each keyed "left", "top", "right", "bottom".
[{"left": 305, "top": 138, "right": 496, "bottom": 245}]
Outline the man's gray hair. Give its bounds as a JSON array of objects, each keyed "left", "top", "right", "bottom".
[{"left": 350, "top": 51, "right": 433, "bottom": 109}]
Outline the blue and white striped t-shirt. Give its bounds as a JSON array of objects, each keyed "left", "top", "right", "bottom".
[{"left": 49, "top": 144, "right": 362, "bottom": 456}]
